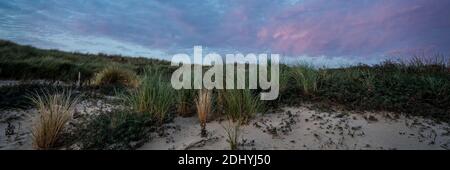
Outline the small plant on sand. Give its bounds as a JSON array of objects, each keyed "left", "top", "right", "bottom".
[
  {"left": 222, "top": 119, "right": 242, "bottom": 150},
  {"left": 195, "top": 89, "right": 212, "bottom": 137},
  {"left": 92, "top": 66, "right": 139, "bottom": 88},
  {"left": 221, "top": 89, "right": 261, "bottom": 150},
  {"left": 122, "top": 70, "right": 174, "bottom": 124},
  {"left": 28, "top": 89, "right": 80, "bottom": 149},
  {"left": 290, "top": 63, "right": 319, "bottom": 95}
]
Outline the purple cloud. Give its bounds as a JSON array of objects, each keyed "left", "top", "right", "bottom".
[
  {"left": 1, "top": 0, "right": 449, "bottom": 62},
  {"left": 256, "top": 0, "right": 450, "bottom": 57}
]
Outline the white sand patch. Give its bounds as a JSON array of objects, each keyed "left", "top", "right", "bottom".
[
  {"left": 139, "top": 107, "right": 450, "bottom": 150},
  {"left": 2, "top": 103, "right": 449, "bottom": 150}
]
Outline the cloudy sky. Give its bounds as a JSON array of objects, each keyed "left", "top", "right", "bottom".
[{"left": 1, "top": 0, "right": 449, "bottom": 66}]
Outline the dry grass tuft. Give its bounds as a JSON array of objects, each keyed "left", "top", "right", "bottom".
[
  {"left": 29, "top": 90, "right": 80, "bottom": 149},
  {"left": 92, "top": 66, "right": 139, "bottom": 88},
  {"left": 195, "top": 89, "right": 212, "bottom": 137}
]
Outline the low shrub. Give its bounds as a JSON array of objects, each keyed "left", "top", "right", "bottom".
[
  {"left": 317, "top": 63, "right": 450, "bottom": 122},
  {"left": 75, "top": 110, "right": 152, "bottom": 150}
]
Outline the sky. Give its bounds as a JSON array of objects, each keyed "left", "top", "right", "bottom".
[{"left": 1, "top": 0, "right": 449, "bottom": 67}]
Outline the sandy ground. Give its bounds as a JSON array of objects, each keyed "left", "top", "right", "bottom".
[
  {"left": 0, "top": 97, "right": 120, "bottom": 150},
  {"left": 139, "top": 107, "right": 450, "bottom": 150},
  {"left": 1, "top": 96, "right": 449, "bottom": 150},
  {"left": 0, "top": 109, "right": 34, "bottom": 150}
]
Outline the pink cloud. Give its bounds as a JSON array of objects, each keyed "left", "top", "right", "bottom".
[{"left": 255, "top": 0, "right": 450, "bottom": 56}]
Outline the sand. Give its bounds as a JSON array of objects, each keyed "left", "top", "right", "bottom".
[
  {"left": 1, "top": 99, "right": 449, "bottom": 150},
  {"left": 0, "top": 97, "right": 120, "bottom": 150},
  {"left": 139, "top": 107, "right": 450, "bottom": 150},
  {"left": 0, "top": 109, "right": 34, "bottom": 150}
]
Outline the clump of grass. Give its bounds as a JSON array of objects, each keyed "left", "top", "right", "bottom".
[
  {"left": 290, "top": 63, "right": 319, "bottom": 95},
  {"left": 28, "top": 89, "right": 80, "bottom": 149},
  {"left": 92, "top": 66, "right": 139, "bottom": 88},
  {"left": 221, "top": 89, "right": 261, "bottom": 150},
  {"left": 122, "top": 70, "right": 174, "bottom": 124},
  {"left": 221, "top": 89, "right": 261, "bottom": 123},
  {"left": 195, "top": 89, "right": 212, "bottom": 137},
  {"left": 176, "top": 89, "right": 196, "bottom": 117}
]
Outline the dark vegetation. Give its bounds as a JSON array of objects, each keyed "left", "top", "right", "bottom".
[
  {"left": 276, "top": 59, "right": 450, "bottom": 122},
  {"left": 0, "top": 40, "right": 172, "bottom": 82},
  {"left": 72, "top": 110, "right": 156, "bottom": 150},
  {"left": 0, "top": 84, "right": 60, "bottom": 109}
]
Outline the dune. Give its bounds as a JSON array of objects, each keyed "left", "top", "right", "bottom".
[{"left": 139, "top": 106, "right": 450, "bottom": 150}]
